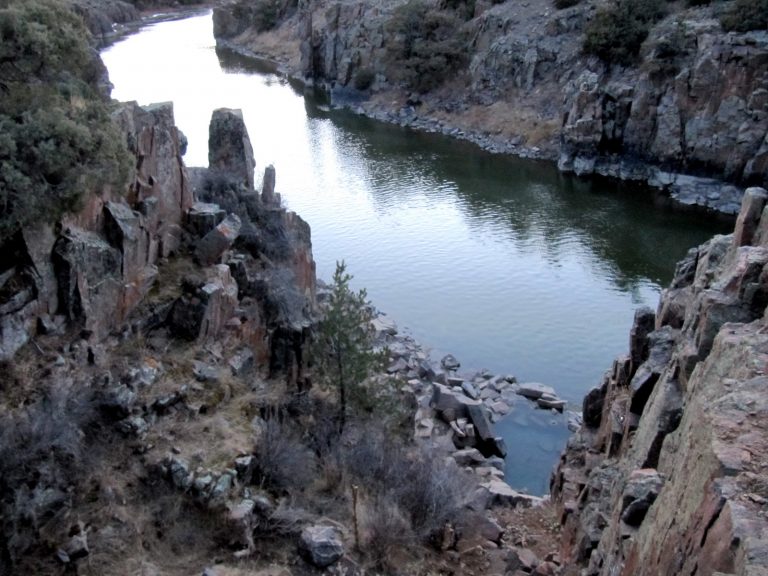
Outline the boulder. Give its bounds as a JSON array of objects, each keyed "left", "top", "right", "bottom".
[
  {"left": 456, "top": 511, "right": 504, "bottom": 545},
  {"left": 432, "top": 383, "right": 481, "bottom": 420},
  {"left": 208, "top": 108, "right": 256, "bottom": 190},
  {"left": 467, "top": 404, "right": 507, "bottom": 458},
  {"left": 516, "top": 382, "right": 556, "bottom": 400},
  {"left": 229, "top": 348, "right": 254, "bottom": 376},
  {"left": 462, "top": 381, "right": 480, "bottom": 399},
  {"left": 452, "top": 448, "right": 486, "bottom": 467},
  {"left": 441, "top": 353, "right": 461, "bottom": 371},
  {"left": 187, "top": 202, "right": 226, "bottom": 237},
  {"left": 299, "top": 525, "right": 344, "bottom": 568},
  {"left": 482, "top": 480, "right": 544, "bottom": 508},
  {"left": 210, "top": 473, "right": 234, "bottom": 501},
  {"left": 168, "top": 457, "right": 192, "bottom": 490},
  {"left": 537, "top": 393, "right": 567, "bottom": 412},
  {"left": 372, "top": 314, "right": 398, "bottom": 337},
  {"left": 195, "top": 213, "right": 241, "bottom": 266}
]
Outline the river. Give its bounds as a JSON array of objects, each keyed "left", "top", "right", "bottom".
[{"left": 101, "top": 10, "right": 730, "bottom": 493}]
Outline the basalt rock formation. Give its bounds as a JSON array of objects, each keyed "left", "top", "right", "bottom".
[
  {"left": 213, "top": 0, "right": 768, "bottom": 214},
  {"left": 0, "top": 101, "right": 316, "bottom": 383},
  {"left": 552, "top": 187, "right": 768, "bottom": 576}
]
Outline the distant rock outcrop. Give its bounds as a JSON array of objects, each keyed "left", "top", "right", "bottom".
[{"left": 213, "top": 0, "right": 768, "bottom": 213}]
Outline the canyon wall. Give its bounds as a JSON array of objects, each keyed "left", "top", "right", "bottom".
[
  {"left": 552, "top": 186, "right": 768, "bottom": 576},
  {"left": 214, "top": 0, "right": 768, "bottom": 213}
]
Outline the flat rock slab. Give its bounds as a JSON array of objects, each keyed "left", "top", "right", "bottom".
[{"left": 516, "top": 382, "right": 556, "bottom": 400}]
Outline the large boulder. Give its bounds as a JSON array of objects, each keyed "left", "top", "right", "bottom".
[
  {"left": 196, "top": 214, "right": 242, "bottom": 266},
  {"left": 299, "top": 525, "right": 344, "bottom": 568}
]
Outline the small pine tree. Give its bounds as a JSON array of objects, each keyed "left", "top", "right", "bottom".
[{"left": 313, "top": 261, "right": 384, "bottom": 434}]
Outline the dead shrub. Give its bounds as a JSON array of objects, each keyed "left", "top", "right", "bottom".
[
  {"left": 252, "top": 499, "right": 311, "bottom": 539},
  {"left": 0, "top": 383, "right": 101, "bottom": 571},
  {"left": 342, "top": 431, "right": 471, "bottom": 542},
  {"left": 359, "top": 495, "right": 415, "bottom": 569},
  {"left": 251, "top": 412, "right": 317, "bottom": 492}
]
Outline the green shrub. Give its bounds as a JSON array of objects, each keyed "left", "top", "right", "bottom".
[
  {"left": 0, "top": 0, "right": 131, "bottom": 243},
  {"left": 721, "top": 0, "right": 768, "bottom": 32},
  {"left": 385, "top": 0, "right": 469, "bottom": 92},
  {"left": 583, "top": 0, "right": 666, "bottom": 65}
]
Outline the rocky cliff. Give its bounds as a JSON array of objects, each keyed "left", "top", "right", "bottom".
[
  {"left": 0, "top": 101, "right": 316, "bottom": 382},
  {"left": 551, "top": 186, "right": 768, "bottom": 576},
  {"left": 213, "top": 0, "right": 768, "bottom": 214}
]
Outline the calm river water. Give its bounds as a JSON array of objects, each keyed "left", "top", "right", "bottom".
[{"left": 101, "top": 11, "right": 730, "bottom": 493}]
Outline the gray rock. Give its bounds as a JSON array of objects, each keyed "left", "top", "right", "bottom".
[
  {"left": 299, "top": 525, "right": 344, "bottom": 568},
  {"left": 193, "top": 361, "right": 220, "bottom": 382},
  {"left": 467, "top": 404, "right": 506, "bottom": 458},
  {"left": 228, "top": 499, "right": 256, "bottom": 522},
  {"left": 516, "top": 382, "right": 556, "bottom": 400},
  {"left": 211, "top": 473, "right": 234, "bottom": 501},
  {"left": 462, "top": 381, "right": 480, "bottom": 399},
  {"left": 229, "top": 348, "right": 254, "bottom": 376},
  {"left": 117, "top": 415, "right": 149, "bottom": 437},
  {"left": 187, "top": 202, "right": 226, "bottom": 237},
  {"left": 387, "top": 357, "right": 408, "bottom": 373},
  {"left": 193, "top": 474, "right": 214, "bottom": 497},
  {"left": 583, "top": 385, "right": 606, "bottom": 428},
  {"left": 208, "top": 108, "right": 256, "bottom": 190},
  {"left": 432, "top": 383, "right": 481, "bottom": 420},
  {"left": 482, "top": 479, "right": 544, "bottom": 508},
  {"left": 97, "top": 385, "right": 136, "bottom": 421},
  {"left": 372, "top": 314, "right": 397, "bottom": 336},
  {"left": 452, "top": 448, "right": 486, "bottom": 467},
  {"left": 537, "top": 393, "right": 567, "bottom": 412},
  {"left": 441, "top": 353, "right": 461, "bottom": 371},
  {"left": 195, "top": 213, "right": 241, "bottom": 266},
  {"left": 169, "top": 458, "right": 192, "bottom": 490}
]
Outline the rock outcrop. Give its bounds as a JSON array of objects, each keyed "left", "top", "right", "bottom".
[
  {"left": 0, "top": 101, "right": 316, "bottom": 389},
  {"left": 552, "top": 187, "right": 768, "bottom": 575},
  {"left": 1, "top": 101, "right": 190, "bottom": 357},
  {"left": 213, "top": 0, "right": 768, "bottom": 213}
]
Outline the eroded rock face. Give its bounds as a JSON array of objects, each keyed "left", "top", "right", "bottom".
[
  {"left": 216, "top": 1, "right": 767, "bottom": 213},
  {"left": 553, "top": 187, "right": 768, "bottom": 575}
]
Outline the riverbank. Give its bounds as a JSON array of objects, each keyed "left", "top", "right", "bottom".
[{"left": 212, "top": 0, "right": 768, "bottom": 215}]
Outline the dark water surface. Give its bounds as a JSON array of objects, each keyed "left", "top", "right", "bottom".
[{"left": 101, "top": 11, "right": 731, "bottom": 493}]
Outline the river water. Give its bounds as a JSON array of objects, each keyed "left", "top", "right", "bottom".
[{"left": 101, "top": 11, "right": 730, "bottom": 493}]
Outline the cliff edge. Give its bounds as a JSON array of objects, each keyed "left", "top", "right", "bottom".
[{"left": 552, "top": 186, "right": 768, "bottom": 575}]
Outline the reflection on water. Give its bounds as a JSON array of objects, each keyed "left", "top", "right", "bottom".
[{"left": 101, "top": 11, "right": 731, "bottom": 492}]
